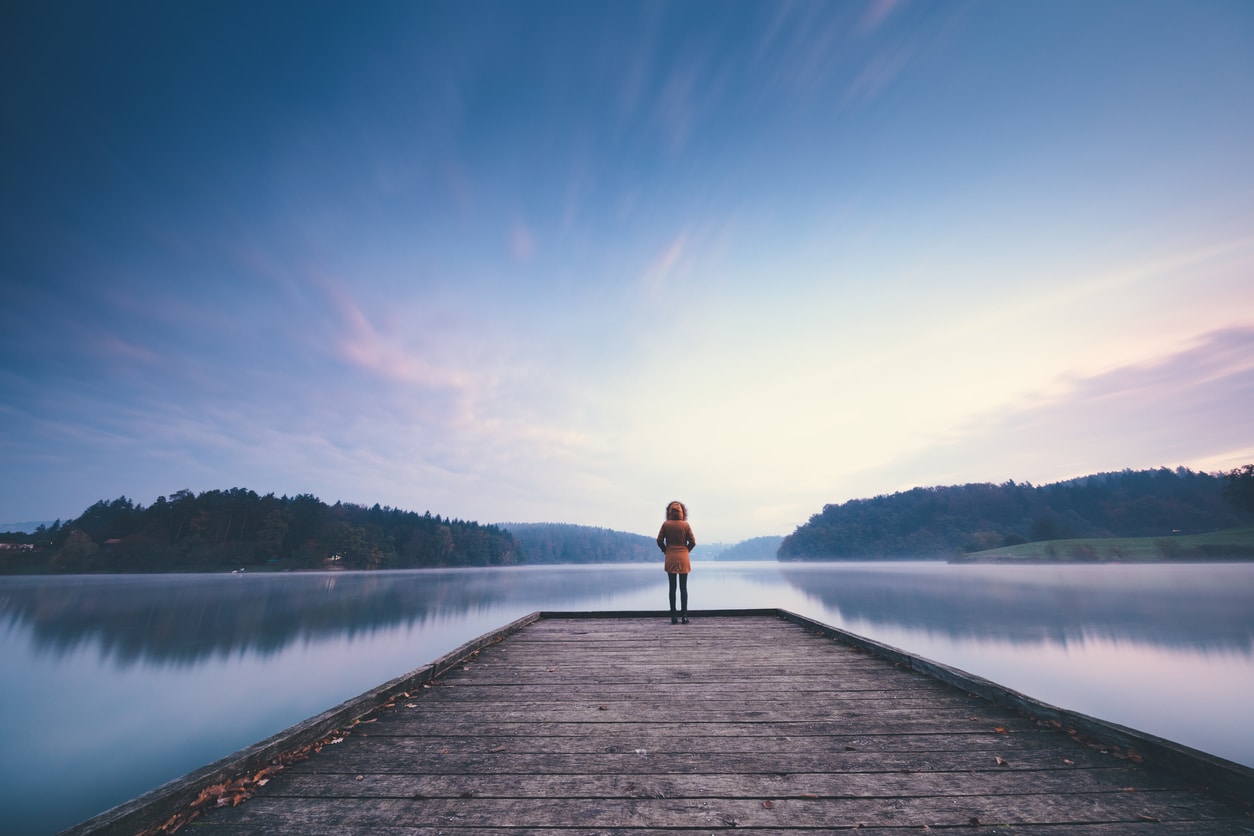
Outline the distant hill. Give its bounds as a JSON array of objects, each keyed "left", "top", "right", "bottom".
[
  {"left": 779, "top": 467, "right": 1252, "bottom": 561},
  {"left": 0, "top": 520, "right": 59, "bottom": 534},
  {"left": 713, "top": 536, "right": 784, "bottom": 561},
  {"left": 501, "top": 522, "right": 657, "bottom": 564}
]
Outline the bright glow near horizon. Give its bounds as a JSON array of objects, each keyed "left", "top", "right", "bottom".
[{"left": 1, "top": 1, "right": 1252, "bottom": 543}]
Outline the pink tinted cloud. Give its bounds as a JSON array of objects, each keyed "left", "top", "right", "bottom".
[
  {"left": 858, "top": 0, "right": 901, "bottom": 35},
  {"left": 639, "top": 232, "right": 689, "bottom": 298},
  {"left": 331, "top": 288, "right": 473, "bottom": 393},
  {"left": 94, "top": 332, "right": 163, "bottom": 369}
]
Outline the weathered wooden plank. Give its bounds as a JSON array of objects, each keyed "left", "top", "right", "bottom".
[
  {"left": 352, "top": 704, "right": 1026, "bottom": 727},
  {"left": 495, "top": 643, "right": 877, "bottom": 659},
  {"left": 267, "top": 766, "right": 1200, "bottom": 799},
  {"left": 388, "top": 665, "right": 994, "bottom": 693},
  {"left": 408, "top": 671, "right": 977, "bottom": 691},
  {"left": 350, "top": 725, "right": 1064, "bottom": 750},
  {"left": 354, "top": 724, "right": 1062, "bottom": 750},
  {"left": 440, "top": 665, "right": 920, "bottom": 682},
  {"left": 359, "top": 713, "right": 1033, "bottom": 738},
  {"left": 180, "top": 791, "right": 1253, "bottom": 830},
  {"left": 178, "top": 824, "right": 1254, "bottom": 836},
  {"left": 337, "top": 719, "right": 1093, "bottom": 745},
  {"left": 288, "top": 729, "right": 1108, "bottom": 756},
  {"left": 284, "top": 747, "right": 1152, "bottom": 776},
  {"left": 372, "top": 682, "right": 964, "bottom": 701}
]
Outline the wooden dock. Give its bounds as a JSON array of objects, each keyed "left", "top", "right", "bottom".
[{"left": 65, "top": 611, "right": 1254, "bottom": 835}]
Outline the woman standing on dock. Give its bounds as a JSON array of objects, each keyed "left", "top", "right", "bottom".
[{"left": 657, "top": 500, "right": 696, "bottom": 624}]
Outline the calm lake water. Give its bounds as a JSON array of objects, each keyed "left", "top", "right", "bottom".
[{"left": 2, "top": 561, "right": 1253, "bottom": 835}]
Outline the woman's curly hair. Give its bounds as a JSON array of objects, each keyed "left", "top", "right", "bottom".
[{"left": 665, "top": 500, "right": 688, "bottom": 521}]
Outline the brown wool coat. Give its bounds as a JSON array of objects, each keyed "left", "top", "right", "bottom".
[{"left": 657, "top": 518, "right": 696, "bottom": 575}]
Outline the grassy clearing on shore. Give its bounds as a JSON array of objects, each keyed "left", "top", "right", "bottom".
[{"left": 958, "top": 524, "right": 1254, "bottom": 563}]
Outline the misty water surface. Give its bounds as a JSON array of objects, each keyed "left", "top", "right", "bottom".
[{"left": 2, "top": 561, "right": 1252, "bottom": 835}]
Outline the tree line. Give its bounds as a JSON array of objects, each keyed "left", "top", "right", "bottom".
[
  {"left": 0, "top": 489, "right": 521, "bottom": 573},
  {"left": 779, "top": 466, "right": 1254, "bottom": 560}
]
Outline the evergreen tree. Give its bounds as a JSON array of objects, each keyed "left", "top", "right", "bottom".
[{"left": 1223, "top": 464, "right": 1254, "bottom": 514}]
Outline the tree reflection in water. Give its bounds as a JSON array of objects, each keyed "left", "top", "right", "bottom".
[
  {"left": 0, "top": 567, "right": 660, "bottom": 666},
  {"left": 777, "top": 562, "right": 1254, "bottom": 652}
]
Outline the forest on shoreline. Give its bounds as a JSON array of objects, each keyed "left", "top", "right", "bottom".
[
  {"left": 0, "top": 490, "right": 521, "bottom": 574},
  {"left": 779, "top": 466, "right": 1254, "bottom": 561}
]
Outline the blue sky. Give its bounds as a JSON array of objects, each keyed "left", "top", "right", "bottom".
[{"left": 2, "top": 0, "right": 1252, "bottom": 543}]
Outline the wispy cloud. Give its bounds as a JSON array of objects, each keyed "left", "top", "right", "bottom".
[
  {"left": 1039, "top": 234, "right": 1254, "bottom": 315},
  {"left": 639, "top": 232, "right": 690, "bottom": 298},
  {"left": 858, "top": 0, "right": 902, "bottom": 35},
  {"left": 846, "top": 44, "right": 914, "bottom": 101},
  {"left": 654, "top": 65, "right": 698, "bottom": 153},
  {"left": 93, "top": 332, "right": 164, "bottom": 370},
  {"left": 332, "top": 289, "right": 474, "bottom": 392},
  {"left": 509, "top": 220, "right": 535, "bottom": 263}
]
